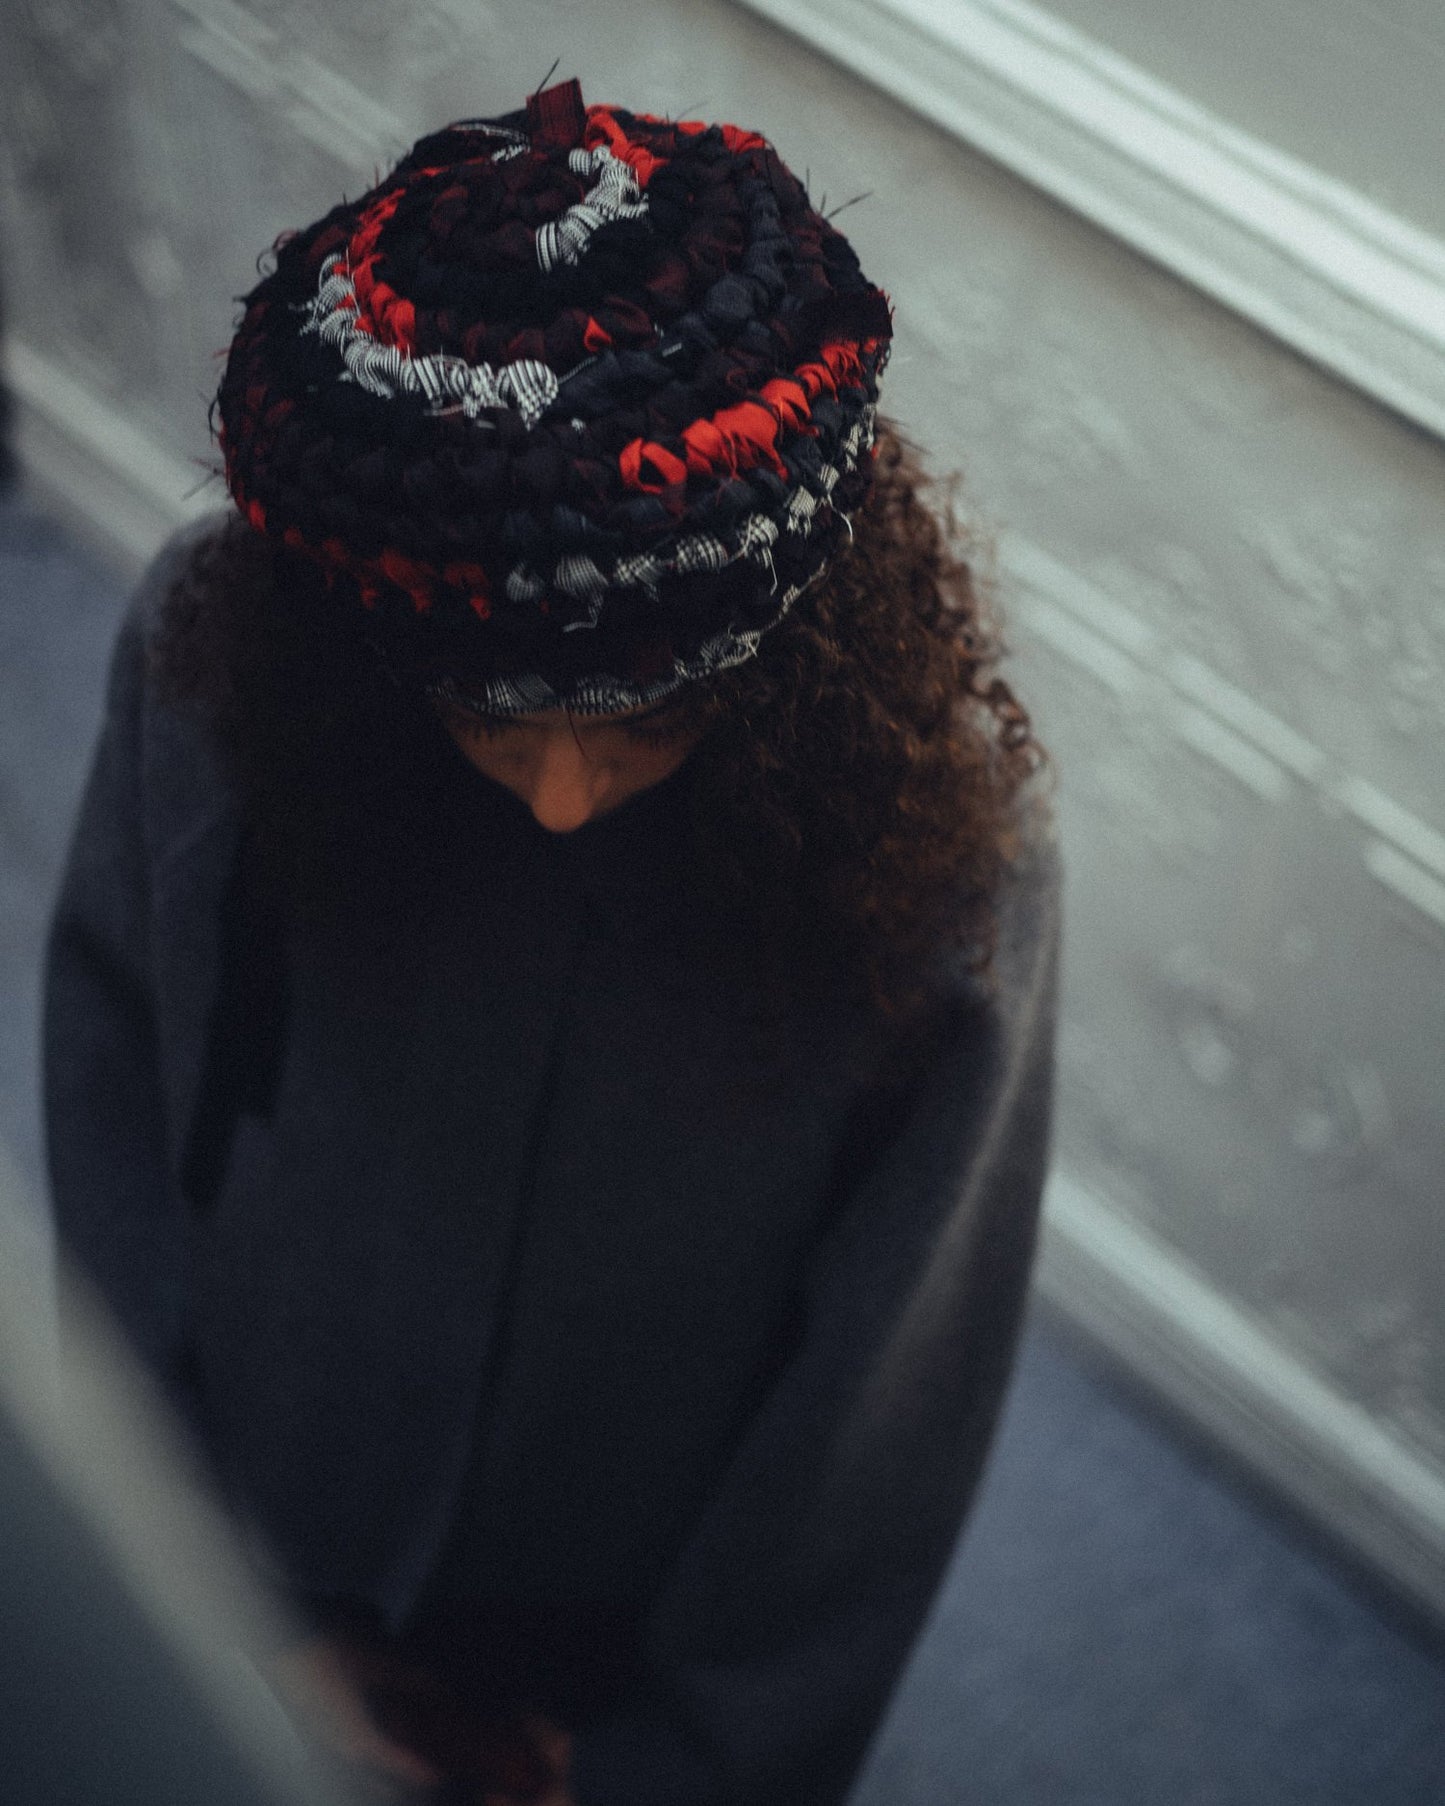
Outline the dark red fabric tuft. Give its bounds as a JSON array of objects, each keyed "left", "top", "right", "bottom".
[{"left": 526, "top": 77, "right": 587, "bottom": 149}]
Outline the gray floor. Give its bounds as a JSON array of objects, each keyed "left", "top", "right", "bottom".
[
  {"left": 6, "top": 484, "right": 1445, "bottom": 1804},
  {"left": 860, "top": 1319, "right": 1445, "bottom": 1805}
]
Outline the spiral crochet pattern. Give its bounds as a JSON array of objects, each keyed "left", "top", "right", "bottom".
[{"left": 217, "top": 78, "right": 893, "bottom": 714}]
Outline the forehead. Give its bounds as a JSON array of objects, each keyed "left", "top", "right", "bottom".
[{"left": 506, "top": 705, "right": 653, "bottom": 724}]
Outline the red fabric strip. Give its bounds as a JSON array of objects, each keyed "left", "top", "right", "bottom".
[
  {"left": 720, "top": 123, "right": 769, "bottom": 154},
  {"left": 348, "top": 192, "right": 408, "bottom": 345},
  {"left": 620, "top": 339, "right": 881, "bottom": 492},
  {"left": 619, "top": 439, "right": 688, "bottom": 493},
  {"left": 582, "top": 106, "right": 667, "bottom": 188}
]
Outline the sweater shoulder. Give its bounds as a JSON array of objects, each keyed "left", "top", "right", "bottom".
[
  {"left": 122, "top": 508, "right": 234, "bottom": 650},
  {"left": 998, "top": 792, "right": 1062, "bottom": 989},
  {"left": 116, "top": 511, "right": 244, "bottom": 863}
]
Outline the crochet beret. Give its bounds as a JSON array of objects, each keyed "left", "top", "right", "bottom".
[{"left": 217, "top": 78, "right": 892, "bottom": 715}]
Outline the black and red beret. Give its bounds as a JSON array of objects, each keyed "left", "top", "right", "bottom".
[{"left": 217, "top": 78, "right": 892, "bottom": 714}]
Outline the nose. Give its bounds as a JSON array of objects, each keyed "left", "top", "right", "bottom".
[{"left": 518, "top": 728, "right": 609, "bottom": 832}]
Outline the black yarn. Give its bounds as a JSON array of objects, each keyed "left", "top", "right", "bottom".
[{"left": 217, "top": 84, "right": 891, "bottom": 709}]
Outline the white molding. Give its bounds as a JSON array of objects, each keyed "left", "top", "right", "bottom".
[
  {"left": 733, "top": 0, "right": 1445, "bottom": 441},
  {"left": 1039, "top": 1171, "right": 1445, "bottom": 1622},
  {"left": 2, "top": 340, "right": 212, "bottom": 576}
]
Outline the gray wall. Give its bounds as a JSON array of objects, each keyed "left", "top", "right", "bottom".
[
  {"left": 1041, "top": 0, "right": 1445, "bottom": 239},
  {"left": 5, "top": 0, "right": 1445, "bottom": 1613}
]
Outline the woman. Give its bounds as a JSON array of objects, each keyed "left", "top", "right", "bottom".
[{"left": 44, "top": 80, "right": 1059, "bottom": 1806}]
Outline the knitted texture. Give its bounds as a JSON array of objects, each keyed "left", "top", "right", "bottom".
[{"left": 217, "top": 78, "right": 892, "bottom": 713}]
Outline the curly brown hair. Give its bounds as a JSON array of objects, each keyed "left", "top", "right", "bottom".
[{"left": 155, "top": 420, "right": 1048, "bottom": 1021}]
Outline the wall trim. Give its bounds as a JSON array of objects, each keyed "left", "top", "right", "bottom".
[
  {"left": 732, "top": 0, "right": 1445, "bottom": 442},
  {"left": 1039, "top": 1171, "right": 1445, "bottom": 1623}
]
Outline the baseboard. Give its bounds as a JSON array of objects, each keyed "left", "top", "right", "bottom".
[
  {"left": 733, "top": 0, "right": 1445, "bottom": 443},
  {"left": 2, "top": 340, "right": 213, "bottom": 578},
  {"left": 1039, "top": 1170, "right": 1445, "bottom": 1624}
]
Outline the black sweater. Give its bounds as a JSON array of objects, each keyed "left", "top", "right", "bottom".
[{"left": 43, "top": 531, "right": 1061, "bottom": 1806}]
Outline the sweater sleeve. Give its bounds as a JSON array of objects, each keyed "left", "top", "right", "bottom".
[
  {"left": 572, "top": 828, "right": 1061, "bottom": 1806},
  {"left": 43, "top": 546, "right": 193, "bottom": 1403}
]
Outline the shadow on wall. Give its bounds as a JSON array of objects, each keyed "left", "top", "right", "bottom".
[{"left": 0, "top": 265, "right": 15, "bottom": 490}]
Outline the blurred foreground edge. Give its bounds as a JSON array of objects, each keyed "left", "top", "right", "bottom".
[{"left": 0, "top": 1185, "right": 358, "bottom": 1806}]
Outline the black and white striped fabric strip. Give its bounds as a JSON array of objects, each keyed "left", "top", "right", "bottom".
[
  {"left": 496, "top": 410, "right": 876, "bottom": 608},
  {"left": 535, "top": 148, "right": 649, "bottom": 273},
  {"left": 672, "top": 533, "right": 729, "bottom": 574},
  {"left": 612, "top": 552, "right": 666, "bottom": 592},
  {"left": 554, "top": 553, "right": 609, "bottom": 601},
  {"left": 494, "top": 360, "right": 560, "bottom": 429},
  {"left": 505, "top": 565, "right": 546, "bottom": 603},
  {"left": 300, "top": 255, "right": 563, "bottom": 426},
  {"left": 422, "top": 539, "right": 828, "bottom": 716}
]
